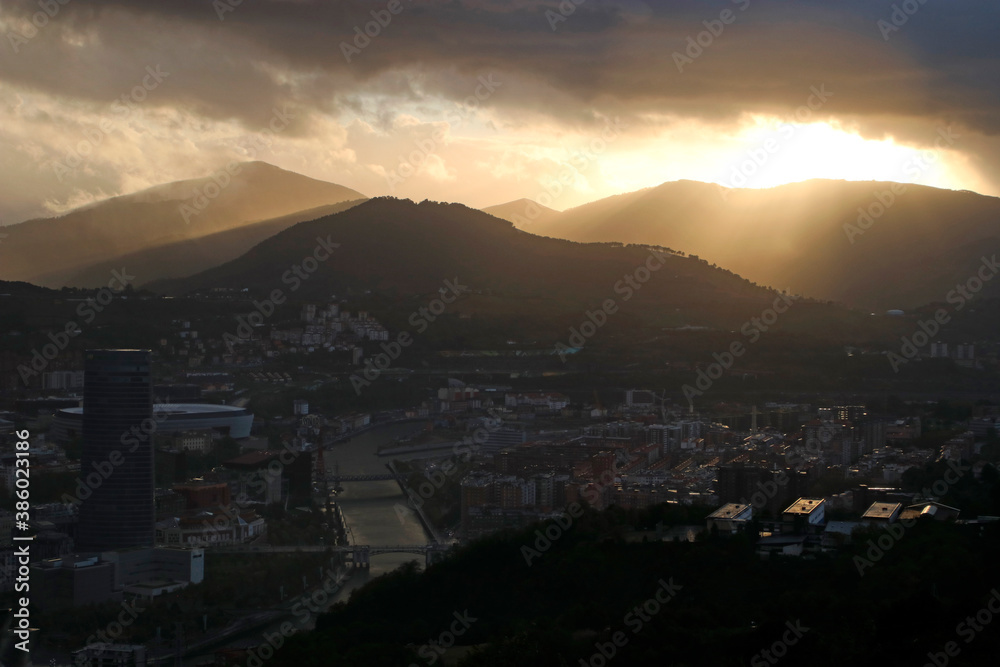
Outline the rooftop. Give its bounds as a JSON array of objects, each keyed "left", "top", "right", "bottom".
[
  {"left": 707, "top": 503, "right": 751, "bottom": 519},
  {"left": 862, "top": 502, "right": 902, "bottom": 520},
  {"left": 757, "top": 535, "right": 806, "bottom": 546},
  {"left": 783, "top": 498, "right": 825, "bottom": 515}
]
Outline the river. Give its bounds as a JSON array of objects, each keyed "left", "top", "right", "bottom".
[
  {"left": 182, "top": 422, "right": 431, "bottom": 664},
  {"left": 324, "top": 420, "right": 432, "bottom": 601}
]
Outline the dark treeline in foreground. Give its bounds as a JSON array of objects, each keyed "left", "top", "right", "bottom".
[{"left": 270, "top": 501, "right": 1000, "bottom": 666}]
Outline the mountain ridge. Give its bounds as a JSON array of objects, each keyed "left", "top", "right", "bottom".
[
  {"left": 0, "top": 162, "right": 365, "bottom": 288},
  {"left": 526, "top": 178, "right": 1000, "bottom": 309}
]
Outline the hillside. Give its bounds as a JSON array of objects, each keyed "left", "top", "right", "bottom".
[
  {"left": 0, "top": 162, "right": 365, "bottom": 288},
  {"left": 266, "top": 504, "right": 1000, "bottom": 666},
  {"left": 483, "top": 198, "right": 561, "bottom": 229},
  {"left": 150, "top": 198, "right": 880, "bottom": 344},
  {"left": 153, "top": 197, "right": 765, "bottom": 305},
  {"left": 528, "top": 179, "right": 1000, "bottom": 310},
  {"left": 62, "top": 200, "right": 365, "bottom": 288}
]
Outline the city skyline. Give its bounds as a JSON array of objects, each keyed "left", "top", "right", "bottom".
[{"left": 4, "top": 1, "right": 1000, "bottom": 664}]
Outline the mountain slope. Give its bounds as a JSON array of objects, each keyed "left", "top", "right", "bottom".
[
  {"left": 483, "top": 198, "right": 561, "bottom": 229},
  {"left": 0, "top": 162, "right": 365, "bottom": 288},
  {"left": 528, "top": 179, "right": 1000, "bottom": 310},
  {"left": 154, "top": 197, "right": 762, "bottom": 303},
  {"left": 61, "top": 200, "right": 366, "bottom": 288},
  {"left": 150, "top": 198, "right": 878, "bottom": 344}
]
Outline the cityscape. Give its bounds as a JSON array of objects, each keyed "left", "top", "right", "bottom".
[{"left": 3, "top": 1, "right": 1000, "bottom": 666}]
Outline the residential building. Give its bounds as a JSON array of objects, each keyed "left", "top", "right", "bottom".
[
  {"left": 706, "top": 503, "right": 753, "bottom": 533},
  {"left": 782, "top": 498, "right": 826, "bottom": 526},
  {"left": 862, "top": 502, "right": 902, "bottom": 524}
]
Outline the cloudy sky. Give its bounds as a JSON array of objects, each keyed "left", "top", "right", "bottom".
[{"left": 1, "top": 0, "right": 998, "bottom": 223}]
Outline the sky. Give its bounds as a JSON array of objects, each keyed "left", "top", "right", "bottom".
[{"left": 1, "top": 0, "right": 999, "bottom": 224}]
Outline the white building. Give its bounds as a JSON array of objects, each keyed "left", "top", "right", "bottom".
[
  {"left": 782, "top": 498, "right": 826, "bottom": 526},
  {"left": 706, "top": 503, "right": 753, "bottom": 533}
]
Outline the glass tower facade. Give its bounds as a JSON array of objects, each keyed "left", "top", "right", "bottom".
[{"left": 77, "top": 349, "right": 155, "bottom": 552}]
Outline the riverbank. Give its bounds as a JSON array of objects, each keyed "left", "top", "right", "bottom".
[{"left": 386, "top": 460, "right": 447, "bottom": 545}]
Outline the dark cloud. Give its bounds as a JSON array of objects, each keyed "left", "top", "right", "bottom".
[
  {"left": 1, "top": 0, "right": 998, "bottom": 221},
  {"left": 1, "top": 0, "right": 995, "bottom": 133}
]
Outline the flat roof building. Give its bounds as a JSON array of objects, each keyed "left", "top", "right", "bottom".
[
  {"left": 73, "top": 643, "right": 146, "bottom": 667},
  {"left": 30, "top": 554, "right": 119, "bottom": 611},
  {"left": 782, "top": 498, "right": 826, "bottom": 526},
  {"left": 862, "top": 502, "right": 902, "bottom": 524},
  {"left": 706, "top": 503, "right": 753, "bottom": 533}
]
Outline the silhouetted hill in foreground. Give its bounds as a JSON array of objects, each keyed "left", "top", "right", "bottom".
[
  {"left": 264, "top": 500, "right": 1000, "bottom": 666},
  {"left": 0, "top": 280, "right": 60, "bottom": 297},
  {"left": 150, "top": 198, "right": 859, "bottom": 339}
]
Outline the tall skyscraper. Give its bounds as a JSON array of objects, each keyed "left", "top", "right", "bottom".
[{"left": 77, "top": 350, "right": 155, "bottom": 552}]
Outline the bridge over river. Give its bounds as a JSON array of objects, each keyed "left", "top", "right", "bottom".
[{"left": 211, "top": 543, "right": 451, "bottom": 567}]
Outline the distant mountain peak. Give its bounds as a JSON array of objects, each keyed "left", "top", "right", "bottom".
[
  {"left": 0, "top": 164, "right": 366, "bottom": 288},
  {"left": 482, "top": 198, "right": 561, "bottom": 227}
]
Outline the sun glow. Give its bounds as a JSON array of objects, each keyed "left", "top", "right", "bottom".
[
  {"left": 711, "top": 119, "right": 968, "bottom": 192},
  {"left": 572, "top": 116, "right": 990, "bottom": 212}
]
